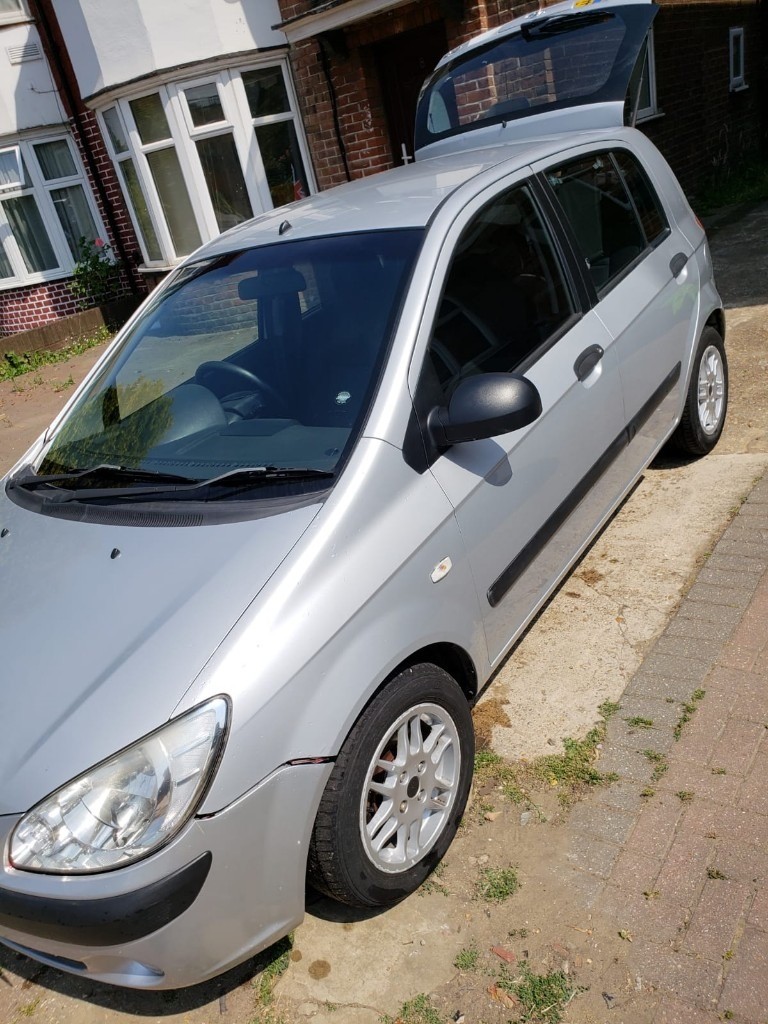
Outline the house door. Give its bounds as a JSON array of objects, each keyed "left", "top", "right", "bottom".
[{"left": 374, "top": 21, "right": 448, "bottom": 166}]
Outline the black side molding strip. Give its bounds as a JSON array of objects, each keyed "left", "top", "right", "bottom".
[
  {"left": 488, "top": 362, "right": 681, "bottom": 609},
  {"left": 0, "top": 852, "right": 212, "bottom": 947}
]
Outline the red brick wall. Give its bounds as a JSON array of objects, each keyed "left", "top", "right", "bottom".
[
  {"left": 280, "top": 0, "right": 764, "bottom": 197},
  {"left": 0, "top": 280, "right": 82, "bottom": 338},
  {"left": 281, "top": 0, "right": 534, "bottom": 190},
  {"left": 640, "top": 1, "right": 763, "bottom": 195}
]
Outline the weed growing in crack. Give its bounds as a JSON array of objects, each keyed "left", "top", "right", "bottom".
[
  {"left": 454, "top": 943, "right": 480, "bottom": 972},
  {"left": 497, "top": 961, "right": 583, "bottom": 1023},
  {"left": 642, "top": 749, "right": 669, "bottom": 781},
  {"left": 625, "top": 716, "right": 654, "bottom": 730},
  {"left": 475, "top": 865, "right": 520, "bottom": 903},
  {"left": 419, "top": 860, "right": 448, "bottom": 897},
  {"left": 380, "top": 993, "right": 445, "bottom": 1024},
  {"left": 252, "top": 934, "right": 293, "bottom": 1008},
  {"left": 674, "top": 689, "right": 706, "bottom": 740}
]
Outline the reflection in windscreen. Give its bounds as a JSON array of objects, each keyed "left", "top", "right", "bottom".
[{"left": 41, "top": 230, "right": 423, "bottom": 489}]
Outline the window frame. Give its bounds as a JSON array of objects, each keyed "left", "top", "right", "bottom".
[
  {"left": 0, "top": 132, "right": 106, "bottom": 290},
  {"left": 0, "top": 0, "right": 31, "bottom": 26},
  {"left": 541, "top": 148, "right": 670, "bottom": 303},
  {"left": 729, "top": 27, "right": 746, "bottom": 92},
  {"left": 97, "top": 60, "right": 316, "bottom": 269},
  {"left": 421, "top": 179, "right": 581, "bottom": 401},
  {"left": 634, "top": 29, "right": 659, "bottom": 122}
]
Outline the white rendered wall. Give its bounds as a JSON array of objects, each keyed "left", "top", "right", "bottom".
[
  {"left": 52, "top": 0, "right": 287, "bottom": 100},
  {"left": 0, "top": 22, "right": 67, "bottom": 137}
]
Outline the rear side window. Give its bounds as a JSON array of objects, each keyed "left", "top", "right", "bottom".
[
  {"left": 612, "top": 149, "right": 668, "bottom": 245},
  {"left": 547, "top": 150, "right": 668, "bottom": 295},
  {"left": 425, "top": 184, "right": 574, "bottom": 398}
]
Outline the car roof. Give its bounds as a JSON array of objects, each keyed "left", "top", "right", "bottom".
[{"left": 195, "top": 133, "right": 601, "bottom": 260}]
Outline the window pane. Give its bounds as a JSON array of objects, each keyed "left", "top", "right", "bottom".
[
  {"left": 0, "top": 239, "right": 14, "bottom": 278},
  {"left": 121, "top": 158, "right": 162, "bottom": 261},
  {"left": 242, "top": 68, "right": 290, "bottom": 118},
  {"left": 185, "top": 83, "right": 225, "bottom": 127},
  {"left": 102, "top": 107, "right": 128, "bottom": 154},
  {"left": 613, "top": 150, "right": 667, "bottom": 245},
  {"left": 196, "top": 134, "right": 252, "bottom": 232},
  {"left": 51, "top": 185, "right": 98, "bottom": 259},
  {"left": 145, "top": 147, "right": 201, "bottom": 256},
  {"left": 130, "top": 94, "right": 171, "bottom": 145},
  {"left": 3, "top": 195, "right": 58, "bottom": 272},
  {"left": 35, "top": 140, "right": 77, "bottom": 180},
  {"left": 255, "top": 121, "right": 308, "bottom": 208},
  {"left": 428, "top": 185, "right": 573, "bottom": 395},
  {"left": 548, "top": 153, "right": 646, "bottom": 292},
  {"left": 0, "top": 146, "right": 22, "bottom": 188}
]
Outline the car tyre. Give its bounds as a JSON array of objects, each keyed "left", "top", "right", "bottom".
[
  {"left": 308, "top": 663, "right": 474, "bottom": 908},
  {"left": 671, "top": 326, "right": 728, "bottom": 456}
]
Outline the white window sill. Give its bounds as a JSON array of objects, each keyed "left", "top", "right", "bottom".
[{"left": 729, "top": 83, "right": 749, "bottom": 93}]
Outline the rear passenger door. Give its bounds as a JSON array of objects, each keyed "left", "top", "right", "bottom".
[
  {"left": 412, "top": 179, "right": 627, "bottom": 664},
  {"left": 541, "top": 146, "right": 699, "bottom": 470}
]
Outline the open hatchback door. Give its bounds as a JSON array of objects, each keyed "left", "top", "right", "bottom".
[{"left": 415, "top": 0, "right": 658, "bottom": 158}]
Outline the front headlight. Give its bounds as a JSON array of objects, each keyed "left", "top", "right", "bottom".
[{"left": 10, "top": 697, "right": 228, "bottom": 874}]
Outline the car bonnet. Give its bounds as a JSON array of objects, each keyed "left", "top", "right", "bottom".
[{"left": 0, "top": 493, "right": 320, "bottom": 815}]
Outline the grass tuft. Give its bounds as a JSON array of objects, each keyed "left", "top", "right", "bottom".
[
  {"left": 453, "top": 943, "right": 480, "bottom": 972},
  {"left": 380, "top": 993, "right": 445, "bottom": 1024},
  {"left": 497, "top": 961, "right": 581, "bottom": 1023},
  {"left": 0, "top": 326, "right": 112, "bottom": 383},
  {"left": 475, "top": 865, "right": 520, "bottom": 903}
]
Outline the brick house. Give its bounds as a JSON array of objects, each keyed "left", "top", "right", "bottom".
[
  {"left": 0, "top": 0, "right": 762, "bottom": 338},
  {"left": 0, "top": 1, "right": 142, "bottom": 337},
  {"left": 274, "top": 0, "right": 765, "bottom": 195}
]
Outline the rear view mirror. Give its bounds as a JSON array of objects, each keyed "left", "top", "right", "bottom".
[{"left": 238, "top": 267, "right": 306, "bottom": 300}]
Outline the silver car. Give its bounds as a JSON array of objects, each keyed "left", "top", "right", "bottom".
[{"left": 0, "top": 0, "right": 726, "bottom": 989}]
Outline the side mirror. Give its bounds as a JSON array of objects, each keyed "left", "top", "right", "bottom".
[{"left": 427, "top": 373, "right": 542, "bottom": 448}]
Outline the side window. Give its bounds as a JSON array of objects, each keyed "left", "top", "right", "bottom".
[
  {"left": 547, "top": 152, "right": 647, "bottom": 293},
  {"left": 426, "top": 184, "right": 574, "bottom": 398},
  {"left": 612, "top": 149, "right": 668, "bottom": 245}
]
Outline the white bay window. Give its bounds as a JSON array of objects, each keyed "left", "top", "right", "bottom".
[
  {"left": 0, "top": 133, "right": 104, "bottom": 289},
  {"left": 99, "top": 61, "right": 313, "bottom": 268}
]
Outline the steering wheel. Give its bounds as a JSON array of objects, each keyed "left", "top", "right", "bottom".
[{"left": 195, "top": 361, "right": 288, "bottom": 415}]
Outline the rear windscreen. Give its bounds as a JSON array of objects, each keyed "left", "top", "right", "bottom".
[{"left": 415, "top": 6, "right": 656, "bottom": 148}]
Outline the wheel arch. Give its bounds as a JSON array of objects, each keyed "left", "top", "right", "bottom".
[{"left": 705, "top": 307, "right": 726, "bottom": 341}]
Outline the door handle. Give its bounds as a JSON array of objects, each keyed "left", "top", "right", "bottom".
[
  {"left": 670, "top": 252, "right": 689, "bottom": 278},
  {"left": 574, "top": 344, "right": 604, "bottom": 382}
]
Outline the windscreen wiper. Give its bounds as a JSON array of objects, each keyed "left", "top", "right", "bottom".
[
  {"left": 16, "top": 465, "right": 335, "bottom": 503},
  {"left": 11, "top": 464, "right": 198, "bottom": 491},
  {"left": 521, "top": 11, "right": 614, "bottom": 39}
]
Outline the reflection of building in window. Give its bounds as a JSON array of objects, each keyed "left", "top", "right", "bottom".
[
  {"left": 0, "top": 135, "right": 104, "bottom": 290},
  {"left": 729, "top": 27, "right": 746, "bottom": 91},
  {"left": 98, "top": 63, "right": 314, "bottom": 269}
]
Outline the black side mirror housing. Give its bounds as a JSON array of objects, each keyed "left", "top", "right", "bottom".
[{"left": 427, "top": 373, "right": 542, "bottom": 448}]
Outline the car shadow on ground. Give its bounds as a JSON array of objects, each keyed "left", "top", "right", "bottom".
[{"left": 0, "top": 941, "right": 276, "bottom": 1016}]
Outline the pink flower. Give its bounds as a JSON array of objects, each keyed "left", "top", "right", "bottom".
[{"left": 94, "top": 238, "right": 105, "bottom": 248}]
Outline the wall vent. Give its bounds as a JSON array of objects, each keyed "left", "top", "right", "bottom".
[{"left": 7, "top": 42, "right": 41, "bottom": 64}]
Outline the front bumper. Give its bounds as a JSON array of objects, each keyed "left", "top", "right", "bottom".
[{"left": 0, "top": 761, "right": 332, "bottom": 989}]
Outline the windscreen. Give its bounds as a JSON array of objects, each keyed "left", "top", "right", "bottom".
[
  {"left": 415, "top": 6, "right": 656, "bottom": 149},
  {"left": 38, "top": 230, "right": 422, "bottom": 495}
]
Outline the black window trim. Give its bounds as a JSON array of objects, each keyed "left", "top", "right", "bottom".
[
  {"left": 404, "top": 175, "right": 588, "bottom": 472},
  {"left": 537, "top": 146, "right": 672, "bottom": 307}
]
